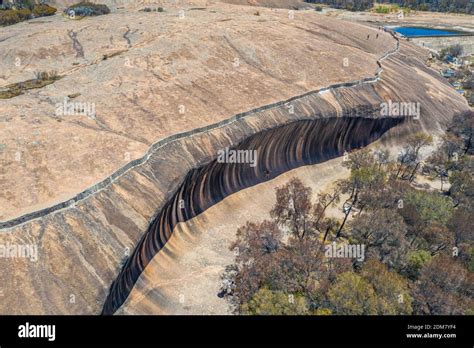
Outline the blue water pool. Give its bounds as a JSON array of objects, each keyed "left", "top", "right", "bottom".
[{"left": 393, "top": 27, "right": 467, "bottom": 37}]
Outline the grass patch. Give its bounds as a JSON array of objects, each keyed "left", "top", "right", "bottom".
[
  {"left": 374, "top": 5, "right": 391, "bottom": 13},
  {"left": 64, "top": 2, "right": 110, "bottom": 18},
  {"left": 32, "top": 4, "right": 57, "bottom": 17},
  {"left": 373, "top": 4, "right": 411, "bottom": 14},
  {"left": 0, "top": 9, "right": 31, "bottom": 25},
  {"left": 68, "top": 93, "right": 81, "bottom": 99},
  {"left": 0, "top": 3, "right": 56, "bottom": 26},
  {"left": 102, "top": 49, "right": 127, "bottom": 60},
  {"left": 0, "top": 71, "right": 60, "bottom": 99},
  {"left": 140, "top": 7, "right": 165, "bottom": 12}
]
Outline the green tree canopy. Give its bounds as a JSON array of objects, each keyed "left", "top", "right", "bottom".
[
  {"left": 241, "top": 288, "right": 308, "bottom": 315},
  {"left": 327, "top": 272, "right": 378, "bottom": 315}
]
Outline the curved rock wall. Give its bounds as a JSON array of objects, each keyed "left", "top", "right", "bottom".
[{"left": 102, "top": 116, "right": 406, "bottom": 314}]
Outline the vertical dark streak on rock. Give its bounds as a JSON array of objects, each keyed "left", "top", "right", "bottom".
[
  {"left": 123, "top": 26, "right": 132, "bottom": 48},
  {"left": 67, "top": 30, "right": 85, "bottom": 59}
]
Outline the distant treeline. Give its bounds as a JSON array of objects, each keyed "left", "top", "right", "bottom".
[
  {"left": 379, "top": 0, "right": 473, "bottom": 14},
  {"left": 305, "top": 0, "right": 374, "bottom": 11},
  {"left": 306, "top": 0, "right": 473, "bottom": 14}
]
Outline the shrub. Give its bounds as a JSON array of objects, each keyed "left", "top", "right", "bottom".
[
  {"left": 448, "top": 44, "right": 464, "bottom": 58},
  {"left": 440, "top": 44, "right": 464, "bottom": 61},
  {"left": 375, "top": 6, "right": 390, "bottom": 13},
  {"left": 0, "top": 10, "right": 22, "bottom": 26},
  {"left": 468, "top": 247, "right": 474, "bottom": 273},
  {"left": 141, "top": 7, "right": 164, "bottom": 12},
  {"left": 419, "top": 4, "right": 429, "bottom": 11},
  {"left": 33, "top": 4, "right": 57, "bottom": 17},
  {"left": 462, "top": 75, "right": 473, "bottom": 90},
  {"left": 313, "top": 308, "right": 331, "bottom": 315},
  {"left": 327, "top": 272, "right": 378, "bottom": 315},
  {"left": 14, "top": 8, "right": 31, "bottom": 21},
  {"left": 64, "top": 2, "right": 111, "bottom": 17},
  {"left": 33, "top": 70, "right": 59, "bottom": 81},
  {"left": 0, "top": 71, "right": 60, "bottom": 99},
  {"left": 0, "top": 2, "right": 56, "bottom": 26},
  {"left": 403, "top": 190, "right": 454, "bottom": 226},
  {"left": 241, "top": 289, "right": 308, "bottom": 315},
  {"left": 405, "top": 250, "right": 432, "bottom": 279},
  {"left": 12, "top": 0, "right": 35, "bottom": 10},
  {"left": 0, "top": 3, "right": 13, "bottom": 11}
]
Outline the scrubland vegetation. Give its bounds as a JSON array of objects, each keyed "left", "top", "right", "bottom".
[
  {"left": 0, "top": 71, "right": 59, "bottom": 99},
  {"left": 221, "top": 111, "right": 473, "bottom": 315},
  {"left": 64, "top": 1, "right": 111, "bottom": 18},
  {"left": 0, "top": 1, "right": 56, "bottom": 26}
]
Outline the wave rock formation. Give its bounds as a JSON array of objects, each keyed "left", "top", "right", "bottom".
[
  {"left": 101, "top": 116, "right": 406, "bottom": 314},
  {"left": 0, "top": 6, "right": 469, "bottom": 314}
]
